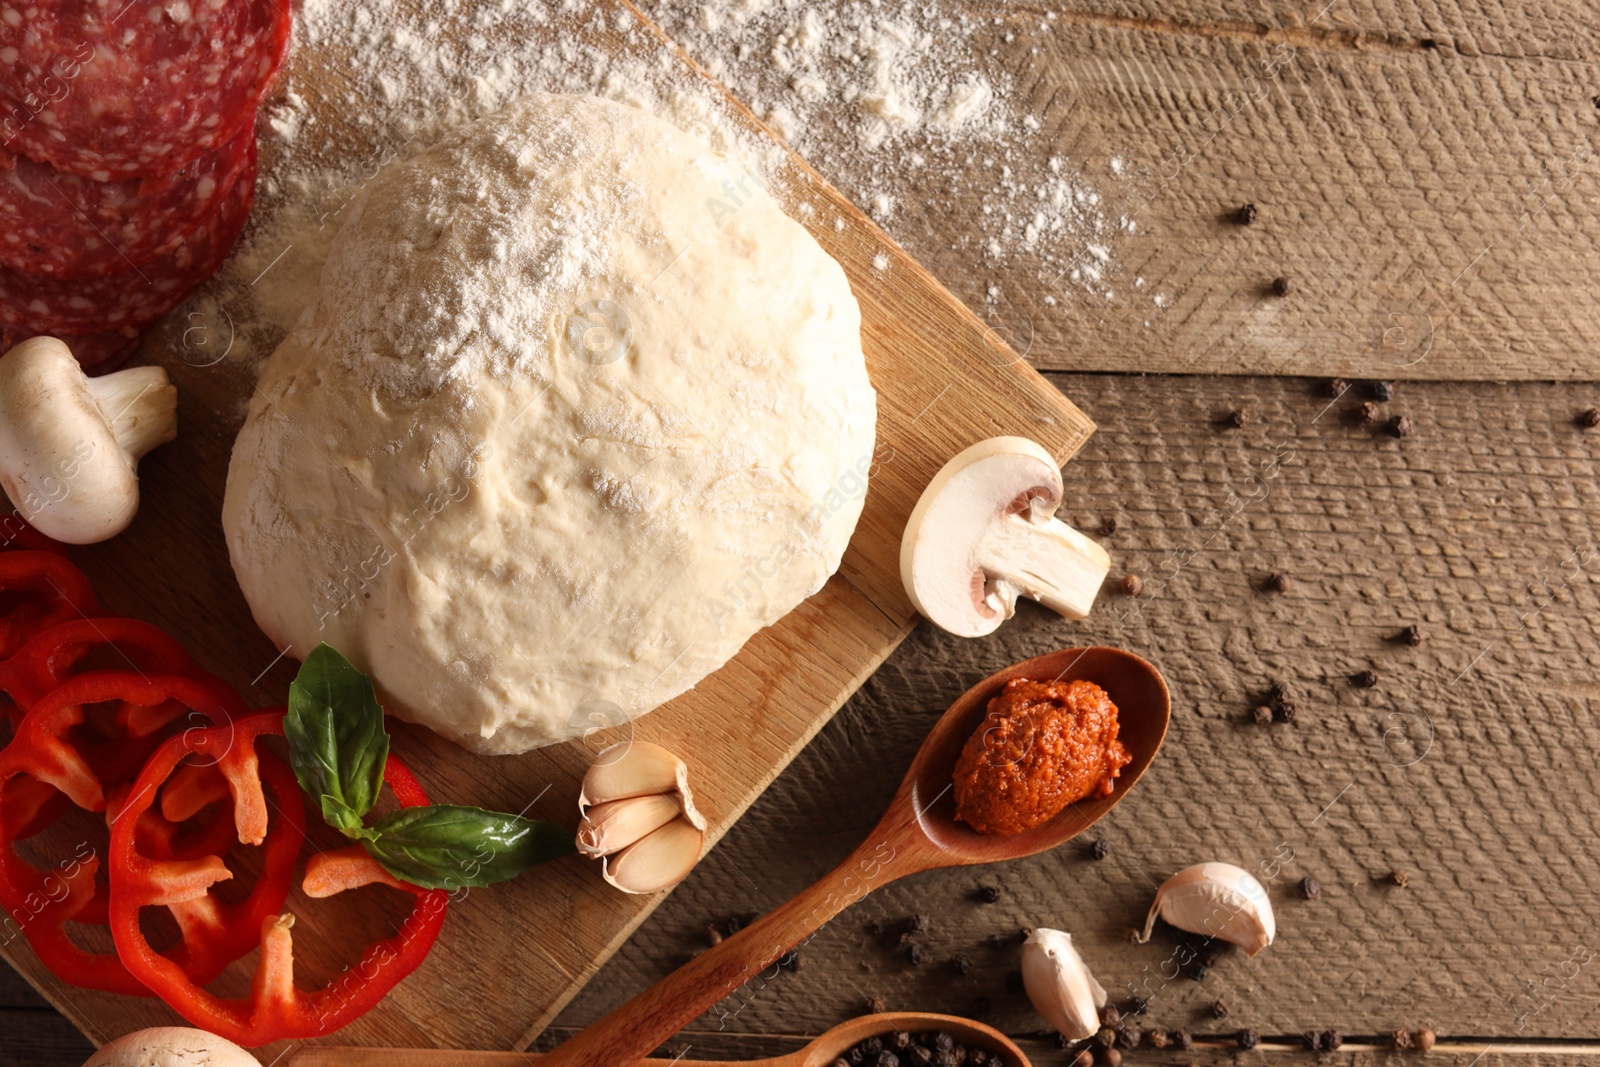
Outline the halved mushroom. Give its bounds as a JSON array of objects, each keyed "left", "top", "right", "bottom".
[
  {"left": 82, "top": 1027, "right": 257, "bottom": 1067},
  {"left": 899, "top": 436, "right": 1110, "bottom": 637},
  {"left": 0, "top": 336, "right": 177, "bottom": 544}
]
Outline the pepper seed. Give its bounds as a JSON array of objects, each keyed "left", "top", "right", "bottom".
[
  {"left": 1271, "top": 276, "right": 1295, "bottom": 297},
  {"left": 1393, "top": 1030, "right": 1413, "bottom": 1050},
  {"left": 1389, "top": 869, "right": 1410, "bottom": 888},
  {"left": 1272, "top": 699, "right": 1298, "bottom": 724},
  {"left": 1359, "top": 400, "right": 1383, "bottom": 425},
  {"left": 1210, "top": 999, "right": 1230, "bottom": 1019},
  {"left": 1389, "top": 414, "right": 1415, "bottom": 438},
  {"left": 1237, "top": 203, "right": 1259, "bottom": 225},
  {"left": 1100, "top": 517, "right": 1118, "bottom": 536},
  {"left": 977, "top": 884, "right": 1001, "bottom": 904},
  {"left": 1577, "top": 408, "right": 1600, "bottom": 429},
  {"left": 1089, "top": 838, "right": 1111, "bottom": 860},
  {"left": 1238, "top": 1028, "right": 1260, "bottom": 1050},
  {"left": 1120, "top": 574, "right": 1143, "bottom": 596},
  {"left": 1266, "top": 572, "right": 1291, "bottom": 593},
  {"left": 1299, "top": 875, "right": 1322, "bottom": 900},
  {"left": 1350, "top": 669, "right": 1379, "bottom": 688},
  {"left": 1393, "top": 624, "right": 1425, "bottom": 646},
  {"left": 1326, "top": 378, "right": 1350, "bottom": 398},
  {"left": 1226, "top": 408, "right": 1250, "bottom": 428},
  {"left": 1369, "top": 380, "right": 1395, "bottom": 402},
  {"left": 1251, "top": 704, "right": 1274, "bottom": 726}
]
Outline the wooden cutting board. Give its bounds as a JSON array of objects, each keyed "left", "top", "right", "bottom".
[{"left": 0, "top": 0, "right": 1095, "bottom": 1057}]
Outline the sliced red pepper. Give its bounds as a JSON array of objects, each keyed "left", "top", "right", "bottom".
[
  {"left": 0, "top": 672, "right": 251, "bottom": 995},
  {"left": 112, "top": 733, "right": 448, "bottom": 1047},
  {"left": 0, "top": 552, "right": 100, "bottom": 661},
  {"left": 0, "top": 617, "right": 197, "bottom": 715}
]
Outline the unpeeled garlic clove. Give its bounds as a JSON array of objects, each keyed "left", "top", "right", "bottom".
[
  {"left": 1021, "top": 927, "right": 1107, "bottom": 1040},
  {"left": 602, "top": 816, "right": 704, "bottom": 895},
  {"left": 1139, "top": 861, "right": 1275, "bottom": 957},
  {"left": 580, "top": 741, "right": 707, "bottom": 831},
  {"left": 576, "top": 794, "right": 683, "bottom": 857}
]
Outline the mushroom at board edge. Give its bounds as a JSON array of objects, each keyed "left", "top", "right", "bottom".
[
  {"left": 900, "top": 435, "right": 1110, "bottom": 637},
  {"left": 0, "top": 336, "right": 177, "bottom": 544}
]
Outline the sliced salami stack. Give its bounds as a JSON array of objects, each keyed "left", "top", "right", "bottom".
[{"left": 0, "top": 1, "right": 290, "bottom": 370}]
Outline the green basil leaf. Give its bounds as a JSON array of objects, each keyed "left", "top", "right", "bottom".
[
  {"left": 360, "top": 805, "right": 574, "bottom": 890},
  {"left": 285, "top": 643, "right": 390, "bottom": 837}
]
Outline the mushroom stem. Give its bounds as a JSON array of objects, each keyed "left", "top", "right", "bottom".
[
  {"left": 979, "top": 504, "right": 1109, "bottom": 621},
  {"left": 84, "top": 366, "right": 178, "bottom": 463}
]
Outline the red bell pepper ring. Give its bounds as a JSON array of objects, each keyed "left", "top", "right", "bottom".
[
  {"left": 0, "top": 617, "right": 197, "bottom": 716},
  {"left": 112, "top": 736, "right": 449, "bottom": 1046},
  {"left": 0, "top": 552, "right": 100, "bottom": 661},
  {"left": 0, "top": 672, "right": 250, "bottom": 995},
  {"left": 0, "top": 518, "right": 65, "bottom": 556}
]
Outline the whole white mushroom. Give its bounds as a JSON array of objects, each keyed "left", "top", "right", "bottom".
[
  {"left": 82, "top": 1027, "right": 258, "bottom": 1066},
  {"left": 0, "top": 336, "right": 177, "bottom": 544}
]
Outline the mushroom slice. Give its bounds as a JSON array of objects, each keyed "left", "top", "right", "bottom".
[
  {"left": 899, "top": 436, "right": 1110, "bottom": 637},
  {"left": 0, "top": 336, "right": 177, "bottom": 544}
]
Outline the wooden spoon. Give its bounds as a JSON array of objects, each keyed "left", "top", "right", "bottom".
[
  {"left": 288, "top": 1012, "right": 1032, "bottom": 1066},
  {"left": 541, "top": 646, "right": 1169, "bottom": 1067}
]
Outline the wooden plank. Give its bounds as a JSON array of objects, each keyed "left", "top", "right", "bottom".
[
  {"left": 0, "top": 0, "right": 1095, "bottom": 1058},
  {"left": 643, "top": 0, "right": 1600, "bottom": 381},
  {"left": 549, "top": 372, "right": 1600, "bottom": 1044}
]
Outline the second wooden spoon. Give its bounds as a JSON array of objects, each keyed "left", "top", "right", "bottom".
[{"left": 537, "top": 645, "right": 1170, "bottom": 1067}]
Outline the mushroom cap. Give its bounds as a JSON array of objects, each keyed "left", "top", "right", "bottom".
[
  {"left": 0, "top": 336, "right": 137, "bottom": 543},
  {"left": 82, "top": 1027, "right": 259, "bottom": 1066},
  {"left": 899, "top": 436, "right": 1065, "bottom": 637}
]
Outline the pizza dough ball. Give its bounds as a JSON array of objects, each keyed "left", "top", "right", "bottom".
[{"left": 223, "top": 94, "right": 876, "bottom": 754}]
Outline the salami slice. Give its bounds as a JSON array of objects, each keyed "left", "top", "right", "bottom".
[
  {"left": 0, "top": 148, "right": 256, "bottom": 334},
  {"left": 0, "top": 0, "right": 290, "bottom": 181},
  {"left": 0, "top": 123, "right": 253, "bottom": 279}
]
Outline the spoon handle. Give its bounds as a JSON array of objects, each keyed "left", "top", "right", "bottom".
[
  {"left": 287, "top": 1050, "right": 758, "bottom": 1066},
  {"left": 537, "top": 833, "right": 913, "bottom": 1067}
]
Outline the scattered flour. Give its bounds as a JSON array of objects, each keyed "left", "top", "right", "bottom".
[{"left": 192, "top": 0, "right": 1120, "bottom": 392}]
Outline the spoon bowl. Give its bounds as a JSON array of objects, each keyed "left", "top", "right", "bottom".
[
  {"left": 907, "top": 646, "right": 1171, "bottom": 863},
  {"left": 536, "top": 646, "right": 1170, "bottom": 1067},
  {"left": 289, "top": 1012, "right": 1034, "bottom": 1067}
]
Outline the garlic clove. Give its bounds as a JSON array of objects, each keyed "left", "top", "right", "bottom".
[
  {"left": 1139, "top": 861, "right": 1275, "bottom": 957},
  {"left": 601, "top": 816, "right": 705, "bottom": 895},
  {"left": 576, "top": 794, "right": 683, "bottom": 857},
  {"left": 1021, "top": 927, "right": 1107, "bottom": 1040},
  {"left": 580, "top": 741, "right": 707, "bottom": 831}
]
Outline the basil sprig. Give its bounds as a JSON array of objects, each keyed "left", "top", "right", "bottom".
[{"left": 285, "top": 644, "right": 573, "bottom": 889}]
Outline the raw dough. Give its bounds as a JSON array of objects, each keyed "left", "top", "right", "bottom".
[{"left": 223, "top": 94, "right": 876, "bottom": 754}]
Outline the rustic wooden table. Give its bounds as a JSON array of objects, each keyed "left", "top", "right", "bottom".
[{"left": 7, "top": 1, "right": 1600, "bottom": 1064}]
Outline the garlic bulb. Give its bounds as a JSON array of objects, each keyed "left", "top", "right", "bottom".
[
  {"left": 1139, "top": 862, "right": 1275, "bottom": 956},
  {"left": 577, "top": 742, "right": 707, "bottom": 895},
  {"left": 1021, "top": 928, "right": 1107, "bottom": 1040}
]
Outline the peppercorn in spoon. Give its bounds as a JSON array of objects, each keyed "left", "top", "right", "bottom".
[
  {"left": 291, "top": 1011, "right": 1032, "bottom": 1066},
  {"left": 528, "top": 645, "right": 1170, "bottom": 1067}
]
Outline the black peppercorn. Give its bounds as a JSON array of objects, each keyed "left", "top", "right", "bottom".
[
  {"left": 892, "top": 1032, "right": 912, "bottom": 1051},
  {"left": 1237, "top": 203, "right": 1259, "bottom": 225},
  {"left": 1096, "top": 1027, "right": 1118, "bottom": 1049},
  {"left": 1390, "top": 869, "right": 1410, "bottom": 888},
  {"left": 949, "top": 954, "right": 972, "bottom": 976},
  {"left": 1227, "top": 408, "right": 1250, "bottom": 428},
  {"left": 1089, "top": 838, "right": 1111, "bottom": 860},
  {"left": 1326, "top": 378, "right": 1350, "bottom": 398},
  {"left": 1175, "top": 1029, "right": 1194, "bottom": 1050},
  {"left": 1578, "top": 408, "right": 1600, "bottom": 429},
  {"left": 1118, "top": 1028, "right": 1143, "bottom": 1050},
  {"left": 1369, "top": 380, "right": 1395, "bottom": 402},
  {"left": 1124, "top": 996, "right": 1149, "bottom": 1016},
  {"left": 1350, "top": 669, "right": 1378, "bottom": 688},
  {"left": 909, "top": 1049, "right": 934, "bottom": 1066},
  {"left": 1210, "top": 1000, "right": 1230, "bottom": 1019},
  {"left": 866, "top": 995, "right": 887, "bottom": 1014},
  {"left": 909, "top": 914, "right": 930, "bottom": 933},
  {"left": 1266, "top": 572, "right": 1291, "bottom": 593},
  {"left": 1267, "top": 681, "right": 1292, "bottom": 704},
  {"left": 1251, "top": 704, "right": 1273, "bottom": 725},
  {"left": 1389, "top": 414, "right": 1414, "bottom": 438},
  {"left": 1100, "top": 1005, "right": 1122, "bottom": 1027},
  {"left": 977, "top": 884, "right": 1001, "bottom": 904},
  {"left": 862, "top": 1037, "right": 885, "bottom": 1056},
  {"left": 875, "top": 1053, "right": 899, "bottom": 1067},
  {"left": 904, "top": 943, "right": 924, "bottom": 966},
  {"left": 1148, "top": 1028, "right": 1170, "bottom": 1049},
  {"left": 1238, "top": 1028, "right": 1260, "bottom": 1050},
  {"left": 1188, "top": 962, "right": 1210, "bottom": 981},
  {"left": 1271, "top": 276, "right": 1295, "bottom": 297},
  {"left": 1299, "top": 876, "right": 1322, "bottom": 899},
  {"left": 1358, "top": 400, "right": 1382, "bottom": 425},
  {"left": 1272, "top": 700, "right": 1298, "bottom": 724},
  {"left": 1393, "top": 624, "right": 1425, "bottom": 646},
  {"left": 1100, "top": 517, "right": 1118, "bottom": 536},
  {"left": 933, "top": 1032, "right": 955, "bottom": 1053},
  {"left": 1322, "top": 1030, "right": 1343, "bottom": 1051}
]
